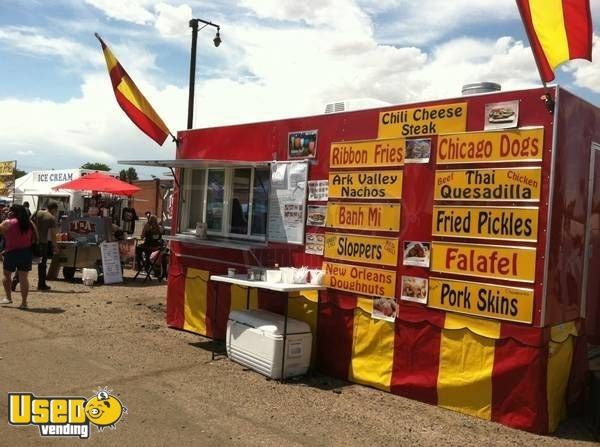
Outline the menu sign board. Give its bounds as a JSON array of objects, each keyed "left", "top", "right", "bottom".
[
  {"left": 434, "top": 167, "right": 542, "bottom": 202},
  {"left": 328, "top": 170, "right": 403, "bottom": 200},
  {"left": 436, "top": 128, "right": 544, "bottom": 165},
  {"left": 326, "top": 203, "right": 401, "bottom": 232},
  {"left": 324, "top": 233, "right": 399, "bottom": 267},
  {"left": 323, "top": 261, "right": 397, "bottom": 299},
  {"left": 432, "top": 206, "right": 539, "bottom": 242},
  {"left": 329, "top": 137, "right": 404, "bottom": 168},
  {"left": 378, "top": 103, "right": 467, "bottom": 138},
  {"left": 430, "top": 242, "right": 536, "bottom": 283},
  {"left": 429, "top": 277, "right": 534, "bottom": 324},
  {"left": 0, "top": 160, "right": 15, "bottom": 197}
]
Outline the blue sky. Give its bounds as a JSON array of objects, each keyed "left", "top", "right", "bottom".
[{"left": 1, "top": 0, "right": 600, "bottom": 178}]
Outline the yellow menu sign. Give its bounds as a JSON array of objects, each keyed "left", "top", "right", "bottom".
[
  {"left": 323, "top": 261, "right": 397, "bottom": 299},
  {"left": 330, "top": 137, "right": 404, "bottom": 168},
  {"left": 436, "top": 128, "right": 544, "bottom": 164},
  {"left": 325, "top": 233, "right": 399, "bottom": 267},
  {"left": 329, "top": 170, "right": 403, "bottom": 199},
  {"left": 432, "top": 206, "right": 539, "bottom": 242},
  {"left": 431, "top": 242, "right": 536, "bottom": 283},
  {"left": 428, "top": 277, "right": 534, "bottom": 324},
  {"left": 327, "top": 203, "right": 401, "bottom": 232},
  {"left": 434, "top": 167, "right": 542, "bottom": 202},
  {"left": 0, "top": 161, "right": 15, "bottom": 176},
  {"left": 378, "top": 103, "right": 467, "bottom": 138}
]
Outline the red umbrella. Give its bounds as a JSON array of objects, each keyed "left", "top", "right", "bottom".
[{"left": 52, "top": 172, "right": 141, "bottom": 196}]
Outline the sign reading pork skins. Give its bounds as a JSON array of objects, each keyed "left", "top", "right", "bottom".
[
  {"left": 436, "top": 128, "right": 544, "bottom": 164},
  {"left": 428, "top": 277, "right": 534, "bottom": 324},
  {"left": 323, "top": 261, "right": 397, "bottom": 299},
  {"left": 329, "top": 170, "right": 403, "bottom": 199},
  {"left": 432, "top": 206, "right": 539, "bottom": 242},
  {"left": 434, "top": 167, "right": 542, "bottom": 202},
  {"left": 378, "top": 103, "right": 467, "bottom": 138},
  {"left": 430, "top": 241, "right": 536, "bottom": 283},
  {"left": 327, "top": 203, "right": 401, "bottom": 232},
  {"left": 324, "top": 233, "right": 399, "bottom": 267},
  {"left": 329, "top": 137, "right": 404, "bottom": 168}
]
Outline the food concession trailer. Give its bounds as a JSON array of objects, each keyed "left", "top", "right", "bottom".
[{"left": 122, "top": 85, "right": 600, "bottom": 434}]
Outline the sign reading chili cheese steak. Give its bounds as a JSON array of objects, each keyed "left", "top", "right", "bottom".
[
  {"left": 378, "top": 103, "right": 467, "bottom": 138},
  {"left": 329, "top": 170, "right": 403, "bottom": 199},
  {"left": 436, "top": 128, "right": 544, "bottom": 164},
  {"left": 323, "top": 261, "right": 397, "bottom": 299},
  {"left": 327, "top": 203, "right": 401, "bottom": 232},
  {"left": 329, "top": 138, "right": 404, "bottom": 168},
  {"left": 431, "top": 241, "right": 536, "bottom": 283},
  {"left": 434, "top": 167, "right": 542, "bottom": 202},
  {"left": 432, "top": 206, "right": 539, "bottom": 242},
  {"left": 324, "top": 233, "right": 399, "bottom": 267},
  {"left": 428, "top": 277, "right": 534, "bottom": 324}
]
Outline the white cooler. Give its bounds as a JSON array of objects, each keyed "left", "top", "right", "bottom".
[{"left": 226, "top": 309, "right": 312, "bottom": 379}]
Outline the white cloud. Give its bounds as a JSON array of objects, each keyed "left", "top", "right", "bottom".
[
  {"left": 564, "top": 35, "right": 600, "bottom": 93},
  {"left": 84, "top": 0, "right": 155, "bottom": 25},
  {"left": 154, "top": 3, "right": 193, "bottom": 39}
]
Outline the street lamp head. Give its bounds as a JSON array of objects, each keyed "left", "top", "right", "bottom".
[{"left": 213, "top": 30, "right": 221, "bottom": 47}]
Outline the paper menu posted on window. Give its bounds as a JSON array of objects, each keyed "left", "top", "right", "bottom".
[
  {"left": 305, "top": 232, "right": 324, "bottom": 255},
  {"left": 271, "top": 163, "right": 287, "bottom": 187},
  {"left": 308, "top": 180, "right": 329, "bottom": 201}
]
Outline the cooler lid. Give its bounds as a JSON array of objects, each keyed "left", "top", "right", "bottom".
[{"left": 228, "top": 309, "right": 311, "bottom": 335}]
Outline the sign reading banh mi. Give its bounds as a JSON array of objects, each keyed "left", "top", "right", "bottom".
[
  {"left": 329, "top": 137, "right": 404, "bottom": 168},
  {"left": 378, "top": 103, "right": 467, "bottom": 138},
  {"left": 432, "top": 206, "right": 539, "bottom": 242},
  {"left": 324, "top": 232, "right": 399, "bottom": 267},
  {"left": 431, "top": 241, "right": 536, "bottom": 283},
  {"left": 428, "top": 277, "right": 534, "bottom": 324},
  {"left": 329, "top": 170, "right": 403, "bottom": 199},
  {"left": 323, "top": 261, "right": 397, "bottom": 299},
  {"left": 434, "top": 167, "right": 542, "bottom": 202},
  {"left": 327, "top": 203, "right": 401, "bottom": 232},
  {"left": 436, "top": 128, "right": 544, "bottom": 164}
]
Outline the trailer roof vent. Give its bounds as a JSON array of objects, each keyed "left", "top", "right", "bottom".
[
  {"left": 325, "top": 102, "right": 347, "bottom": 114},
  {"left": 324, "top": 98, "right": 391, "bottom": 114},
  {"left": 461, "top": 82, "right": 501, "bottom": 96}
]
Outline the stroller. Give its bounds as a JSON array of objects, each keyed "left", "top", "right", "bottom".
[{"left": 134, "top": 240, "right": 169, "bottom": 282}]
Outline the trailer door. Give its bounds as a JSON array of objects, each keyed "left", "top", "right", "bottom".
[{"left": 584, "top": 143, "right": 600, "bottom": 344}]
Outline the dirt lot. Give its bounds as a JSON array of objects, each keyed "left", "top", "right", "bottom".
[{"left": 0, "top": 273, "right": 597, "bottom": 446}]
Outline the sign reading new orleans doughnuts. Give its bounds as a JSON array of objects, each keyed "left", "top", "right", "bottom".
[
  {"left": 329, "top": 138, "right": 404, "bottom": 168},
  {"left": 326, "top": 203, "right": 401, "bottom": 232},
  {"left": 328, "top": 170, "right": 403, "bottom": 199},
  {"left": 324, "top": 233, "right": 399, "bottom": 267},
  {"left": 323, "top": 261, "right": 397, "bottom": 299}
]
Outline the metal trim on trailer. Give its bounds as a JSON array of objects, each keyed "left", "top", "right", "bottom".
[{"left": 118, "top": 159, "right": 272, "bottom": 168}]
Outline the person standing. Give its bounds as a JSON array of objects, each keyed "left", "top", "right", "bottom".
[
  {"left": 23, "top": 201, "right": 31, "bottom": 219},
  {"left": 0, "top": 204, "right": 37, "bottom": 308},
  {"left": 32, "top": 201, "right": 58, "bottom": 291}
]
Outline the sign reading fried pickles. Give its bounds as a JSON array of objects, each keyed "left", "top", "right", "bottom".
[
  {"left": 329, "top": 170, "right": 403, "bottom": 199},
  {"left": 435, "top": 167, "right": 542, "bottom": 202},
  {"left": 329, "top": 137, "right": 404, "bottom": 168},
  {"left": 378, "top": 103, "right": 467, "bottom": 138},
  {"left": 432, "top": 206, "right": 539, "bottom": 242},
  {"left": 428, "top": 277, "right": 534, "bottom": 324},
  {"left": 324, "top": 233, "right": 399, "bottom": 267},
  {"left": 323, "top": 261, "right": 397, "bottom": 299},
  {"left": 327, "top": 203, "right": 401, "bottom": 232},
  {"left": 431, "top": 242, "right": 536, "bottom": 282},
  {"left": 436, "top": 128, "right": 544, "bottom": 164}
]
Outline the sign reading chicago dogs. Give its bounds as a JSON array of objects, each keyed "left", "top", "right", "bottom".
[
  {"left": 324, "top": 233, "right": 399, "bottom": 267},
  {"left": 323, "top": 261, "right": 397, "bottom": 299},
  {"left": 329, "top": 171, "right": 403, "bottom": 199}
]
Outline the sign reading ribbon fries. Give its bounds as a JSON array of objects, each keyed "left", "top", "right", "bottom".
[
  {"left": 329, "top": 170, "right": 403, "bottom": 199},
  {"left": 431, "top": 241, "right": 536, "bottom": 282},
  {"left": 428, "top": 277, "right": 534, "bottom": 324},
  {"left": 327, "top": 203, "right": 401, "bottom": 232},
  {"left": 325, "top": 233, "right": 399, "bottom": 267},
  {"left": 378, "top": 103, "right": 467, "bottom": 138},
  {"left": 329, "top": 138, "right": 404, "bottom": 168},
  {"left": 323, "top": 261, "right": 397, "bottom": 299}
]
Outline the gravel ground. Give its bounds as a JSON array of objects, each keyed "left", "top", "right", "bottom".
[{"left": 0, "top": 272, "right": 597, "bottom": 446}]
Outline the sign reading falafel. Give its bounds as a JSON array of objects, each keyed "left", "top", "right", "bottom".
[
  {"left": 326, "top": 203, "right": 401, "bottom": 232},
  {"left": 324, "top": 233, "right": 399, "bottom": 267},
  {"left": 378, "top": 103, "right": 467, "bottom": 138},
  {"left": 329, "top": 170, "right": 403, "bottom": 199},
  {"left": 323, "top": 261, "right": 397, "bottom": 299},
  {"left": 436, "top": 128, "right": 544, "bottom": 164},
  {"left": 329, "top": 137, "right": 404, "bottom": 168},
  {"left": 431, "top": 242, "right": 536, "bottom": 282},
  {"left": 432, "top": 206, "right": 539, "bottom": 242},
  {"left": 434, "top": 167, "right": 542, "bottom": 201},
  {"left": 428, "top": 277, "right": 534, "bottom": 324}
]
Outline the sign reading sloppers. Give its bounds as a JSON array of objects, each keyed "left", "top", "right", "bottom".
[{"left": 324, "top": 233, "right": 399, "bottom": 267}]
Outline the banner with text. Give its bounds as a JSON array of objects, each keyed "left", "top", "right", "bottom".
[
  {"left": 325, "top": 233, "right": 399, "bottom": 267},
  {"left": 0, "top": 160, "right": 16, "bottom": 197},
  {"left": 323, "top": 261, "right": 397, "bottom": 299},
  {"left": 329, "top": 138, "right": 404, "bottom": 168},
  {"left": 378, "top": 103, "right": 467, "bottom": 138},
  {"left": 327, "top": 203, "right": 401, "bottom": 232},
  {"left": 329, "top": 170, "right": 403, "bottom": 200}
]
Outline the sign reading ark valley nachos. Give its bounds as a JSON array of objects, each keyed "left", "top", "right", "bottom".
[
  {"left": 378, "top": 103, "right": 467, "bottom": 138},
  {"left": 325, "top": 233, "right": 399, "bottom": 267},
  {"left": 329, "top": 137, "right": 404, "bottom": 168},
  {"left": 329, "top": 170, "right": 403, "bottom": 199}
]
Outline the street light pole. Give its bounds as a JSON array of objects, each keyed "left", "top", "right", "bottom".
[{"left": 187, "top": 18, "right": 221, "bottom": 130}]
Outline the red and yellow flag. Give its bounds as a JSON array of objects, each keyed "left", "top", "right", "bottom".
[
  {"left": 516, "top": 0, "right": 592, "bottom": 83},
  {"left": 95, "top": 33, "right": 170, "bottom": 145}
]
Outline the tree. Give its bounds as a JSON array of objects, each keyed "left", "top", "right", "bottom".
[
  {"left": 119, "top": 167, "right": 139, "bottom": 183},
  {"left": 15, "top": 168, "right": 27, "bottom": 178},
  {"left": 81, "top": 162, "right": 110, "bottom": 171}
]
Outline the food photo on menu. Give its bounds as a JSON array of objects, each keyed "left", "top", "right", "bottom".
[
  {"left": 306, "top": 205, "right": 326, "bottom": 227},
  {"left": 484, "top": 100, "right": 519, "bottom": 130},
  {"left": 372, "top": 297, "right": 397, "bottom": 322},
  {"left": 405, "top": 138, "right": 431, "bottom": 163},
  {"left": 400, "top": 276, "right": 429, "bottom": 304},
  {"left": 403, "top": 241, "right": 431, "bottom": 267}
]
